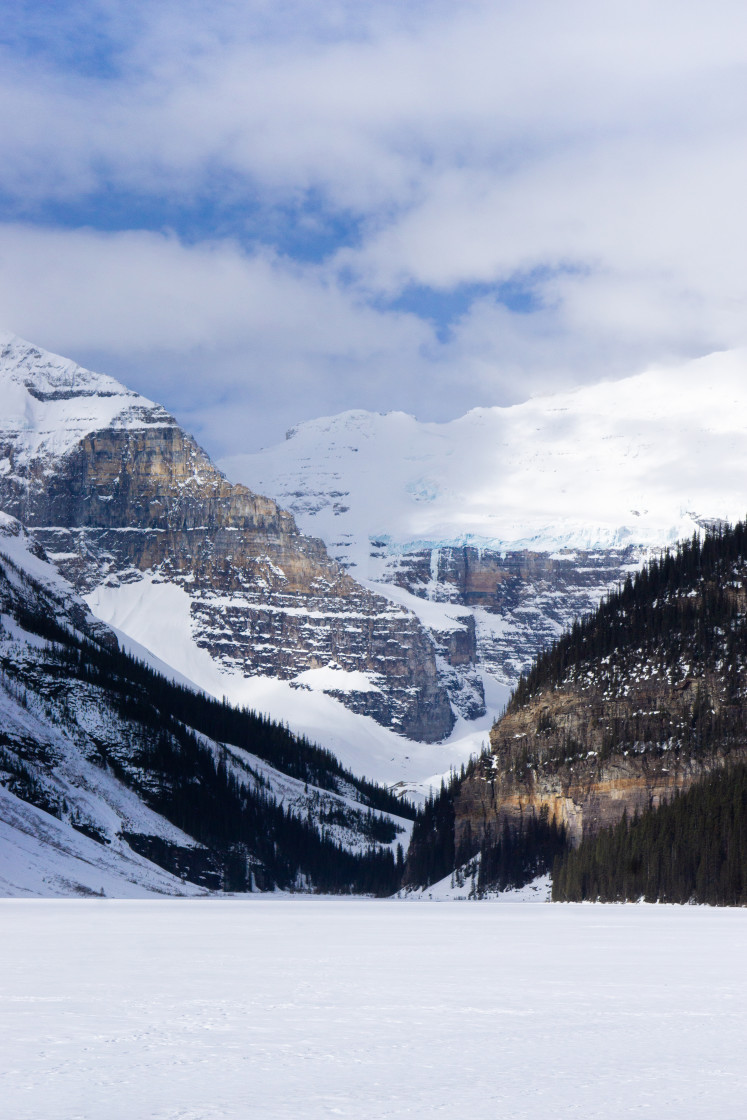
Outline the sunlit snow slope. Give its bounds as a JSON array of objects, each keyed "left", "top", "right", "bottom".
[
  {"left": 223, "top": 350, "right": 747, "bottom": 704},
  {"left": 223, "top": 350, "right": 747, "bottom": 567}
]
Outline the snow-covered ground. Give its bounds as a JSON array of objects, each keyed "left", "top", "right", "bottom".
[
  {"left": 0, "top": 788, "right": 205, "bottom": 899},
  {"left": 2, "top": 900, "right": 746, "bottom": 1119},
  {"left": 401, "top": 864, "right": 552, "bottom": 902}
]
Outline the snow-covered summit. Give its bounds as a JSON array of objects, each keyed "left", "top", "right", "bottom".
[
  {"left": 223, "top": 350, "right": 747, "bottom": 572},
  {"left": 0, "top": 332, "right": 174, "bottom": 465}
]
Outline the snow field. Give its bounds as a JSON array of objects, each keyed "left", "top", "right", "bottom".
[
  {"left": 225, "top": 349, "right": 747, "bottom": 567},
  {"left": 0, "top": 331, "right": 167, "bottom": 465},
  {"left": 2, "top": 900, "right": 747, "bottom": 1119},
  {"left": 87, "top": 574, "right": 502, "bottom": 792}
]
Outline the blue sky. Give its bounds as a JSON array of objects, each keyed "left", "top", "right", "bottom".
[{"left": 2, "top": 0, "right": 747, "bottom": 454}]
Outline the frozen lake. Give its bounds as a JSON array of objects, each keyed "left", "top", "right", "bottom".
[{"left": 2, "top": 899, "right": 746, "bottom": 1119}]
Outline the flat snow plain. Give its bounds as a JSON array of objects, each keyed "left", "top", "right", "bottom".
[{"left": 2, "top": 901, "right": 746, "bottom": 1119}]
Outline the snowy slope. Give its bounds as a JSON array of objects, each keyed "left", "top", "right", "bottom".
[
  {"left": 220, "top": 350, "right": 747, "bottom": 712},
  {"left": 0, "top": 519, "right": 212, "bottom": 895},
  {"left": 86, "top": 571, "right": 502, "bottom": 790},
  {"left": 0, "top": 786, "right": 205, "bottom": 898},
  {"left": 222, "top": 350, "right": 747, "bottom": 571},
  {"left": 0, "top": 330, "right": 172, "bottom": 465},
  {"left": 400, "top": 861, "right": 552, "bottom": 902},
  {"left": 0, "top": 516, "right": 416, "bottom": 895}
]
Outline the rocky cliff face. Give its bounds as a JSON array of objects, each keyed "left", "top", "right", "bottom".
[
  {"left": 455, "top": 678, "right": 747, "bottom": 849},
  {"left": 229, "top": 371, "right": 747, "bottom": 746},
  {"left": 454, "top": 529, "right": 747, "bottom": 849},
  {"left": 385, "top": 544, "right": 646, "bottom": 684},
  {"left": 0, "top": 335, "right": 453, "bottom": 743}
]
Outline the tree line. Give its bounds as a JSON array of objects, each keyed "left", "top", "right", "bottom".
[
  {"left": 1, "top": 557, "right": 410, "bottom": 895},
  {"left": 553, "top": 763, "right": 747, "bottom": 905}
]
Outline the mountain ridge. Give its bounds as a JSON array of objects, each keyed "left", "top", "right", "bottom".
[
  {"left": 456, "top": 524, "right": 747, "bottom": 857},
  {"left": 0, "top": 334, "right": 455, "bottom": 752},
  {"left": 0, "top": 514, "right": 413, "bottom": 896},
  {"left": 224, "top": 353, "right": 747, "bottom": 728}
]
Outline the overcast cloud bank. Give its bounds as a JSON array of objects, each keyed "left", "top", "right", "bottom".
[{"left": 1, "top": 0, "right": 745, "bottom": 452}]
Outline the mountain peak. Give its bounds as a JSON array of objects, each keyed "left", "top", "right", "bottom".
[
  {"left": 0, "top": 333, "right": 176, "bottom": 465},
  {"left": 225, "top": 349, "right": 747, "bottom": 563},
  {"left": 0, "top": 332, "right": 127, "bottom": 395}
]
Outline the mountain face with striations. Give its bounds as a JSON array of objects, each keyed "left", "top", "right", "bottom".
[
  {"left": 399, "top": 524, "right": 747, "bottom": 897},
  {"left": 0, "top": 334, "right": 453, "bottom": 746},
  {"left": 0, "top": 514, "right": 412, "bottom": 896},
  {"left": 454, "top": 524, "right": 747, "bottom": 856},
  {"left": 222, "top": 350, "right": 747, "bottom": 726}
]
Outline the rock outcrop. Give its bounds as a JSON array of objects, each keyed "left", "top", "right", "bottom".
[
  {"left": 386, "top": 544, "right": 647, "bottom": 683},
  {"left": 0, "top": 334, "right": 453, "bottom": 742},
  {"left": 455, "top": 527, "right": 747, "bottom": 849},
  {"left": 455, "top": 678, "right": 747, "bottom": 849}
]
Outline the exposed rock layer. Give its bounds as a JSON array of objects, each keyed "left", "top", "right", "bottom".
[
  {"left": 456, "top": 677, "right": 747, "bottom": 849},
  {"left": 455, "top": 532, "right": 747, "bottom": 848},
  {"left": 388, "top": 544, "right": 646, "bottom": 684},
  {"left": 0, "top": 338, "right": 453, "bottom": 741}
]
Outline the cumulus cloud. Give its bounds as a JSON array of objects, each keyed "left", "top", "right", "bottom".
[
  {"left": 1, "top": 0, "right": 747, "bottom": 452},
  {"left": 0, "top": 223, "right": 438, "bottom": 452}
]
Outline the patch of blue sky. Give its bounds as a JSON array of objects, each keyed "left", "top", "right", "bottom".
[
  {"left": 1, "top": 1, "right": 430, "bottom": 77},
  {"left": 386, "top": 277, "right": 545, "bottom": 342},
  {"left": 0, "top": 179, "right": 365, "bottom": 264},
  {"left": 267, "top": 193, "right": 365, "bottom": 263},
  {"left": 1, "top": 0, "right": 137, "bottom": 80}
]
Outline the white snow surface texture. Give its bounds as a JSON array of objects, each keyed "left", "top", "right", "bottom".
[
  {"left": 2, "top": 899, "right": 746, "bottom": 1120},
  {"left": 222, "top": 349, "right": 747, "bottom": 573}
]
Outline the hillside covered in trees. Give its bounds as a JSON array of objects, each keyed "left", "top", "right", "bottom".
[
  {"left": 0, "top": 539, "right": 413, "bottom": 895},
  {"left": 409, "top": 522, "right": 747, "bottom": 901},
  {"left": 552, "top": 762, "right": 747, "bottom": 904}
]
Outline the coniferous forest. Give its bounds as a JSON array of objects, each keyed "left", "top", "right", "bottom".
[
  {"left": 404, "top": 774, "right": 567, "bottom": 893},
  {"left": 0, "top": 554, "right": 412, "bottom": 895},
  {"left": 553, "top": 763, "right": 747, "bottom": 904},
  {"left": 513, "top": 521, "right": 747, "bottom": 713},
  {"left": 477, "top": 811, "right": 567, "bottom": 894},
  {"left": 408, "top": 521, "right": 747, "bottom": 900}
]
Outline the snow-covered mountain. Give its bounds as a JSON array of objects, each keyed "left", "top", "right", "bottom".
[
  {"left": 222, "top": 349, "right": 747, "bottom": 702},
  {"left": 0, "top": 513, "right": 414, "bottom": 895},
  {"left": 0, "top": 333, "right": 458, "bottom": 760},
  {"left": 5, "top": 332, "right": 744, "bottom": 805},
  {"left": 223, "top": 350, "right": 747, "bottom": 560}
]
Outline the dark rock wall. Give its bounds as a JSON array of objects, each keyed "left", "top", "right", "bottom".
[{"left": 455, "top": 674, "right": 747, "bottom": 849}]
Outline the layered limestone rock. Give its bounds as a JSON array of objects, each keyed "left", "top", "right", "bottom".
[
  {"left": 386, "top": 544, "right": 646, "bottom": 683},
  {"left": 0, "top": 335, "right": 453, "bottom": 742},
  {"left": 455, "top": 672, "right": 747, "bottom": 849}
]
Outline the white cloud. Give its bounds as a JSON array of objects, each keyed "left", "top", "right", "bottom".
[
  {"left": 0, "top": 223, "right": 439, "bottom": 452},
  {"left": 0, "top": 224, "right": 425, "bottom": 352},
  {"left": 2, "top": 1, "right": 747, "bottom": 450}
]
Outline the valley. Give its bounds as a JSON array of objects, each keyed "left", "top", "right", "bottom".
[{"left": 3, "top": 333, "right": 747, "bottom": 900}]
